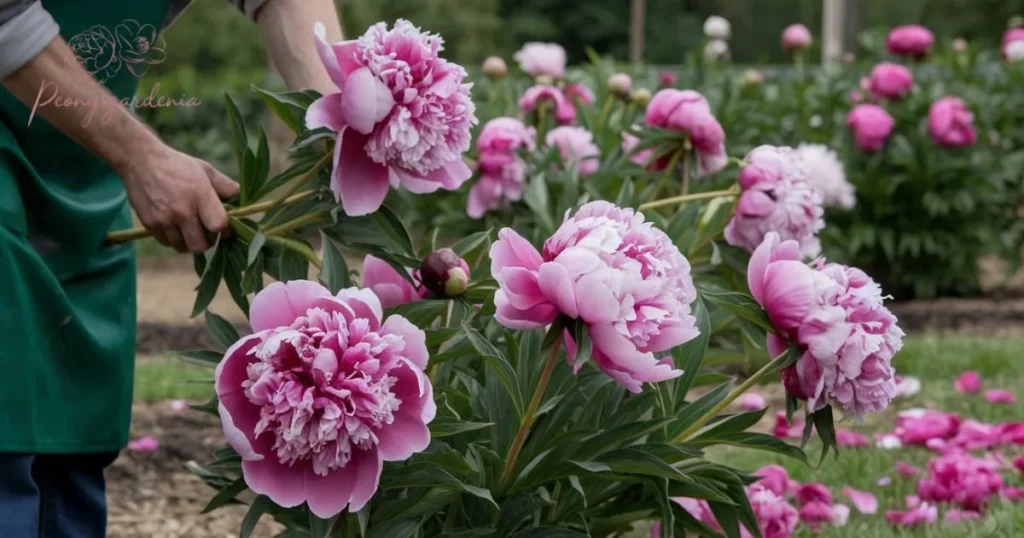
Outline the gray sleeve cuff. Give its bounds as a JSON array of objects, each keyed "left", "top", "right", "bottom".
[
  {"left": 0, "top": 1, "right": 60, "bottom": 79},
  {"left": 232, "top": 0, "right": 271, "bottom": 20}
]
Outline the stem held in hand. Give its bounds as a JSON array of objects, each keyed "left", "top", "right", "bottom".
[{"left": 500, "top": 338, "right": 561, "bottom": 489}]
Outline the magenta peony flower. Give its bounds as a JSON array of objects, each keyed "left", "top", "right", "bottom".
[
  {"left": 645, "top": 89, "right": 728, "bottom": 175},
  {"left": 215, "top": 281, "right": 435, "bottom": 517},
  {"left": 984, "top": 389, "right": 1017, "bottom": 404},
  {"left": 545, "top": 126, "right": 600, "bottom": 176},
  {"left": 847, "top": 104, "right": 895, "bottom": 152},
  {"left": 725, "top": 145, "right": 825, "bottom": 258},
  {"left": 307, "top": 21, "right": 476, "bottom": 216},
  {"left": 362, "top": 254, "right": 425, "bottom": 308},
  {"left": 893, "top": 409, "right": 961, "bottom": 446},
  {"left": 781, "top": 24, "right": 813, "bottom": 51},
  {"left": 772, "top": 411, "right": 806, "bottom": 439},
  {"left": 467, "top": 117, "right": 535, "bottom": 218},
  {"left": 954, "top": 371, "right": 982, "bottom": 393},
  {"left": 748, "top": 233, "right": 904, "bottom": 418},
  {"left": 945, "top": 419, "right": 1002, "bottom": 452},
  {"left": 1015, "top": 455, "right": 1024, "bottom": 474},
  {"left": 918, "top": 453, "right": 1004, "bottom": 511},
  {"left": 748, "top": 485, "right": 799, "bottom": 538},
  {"left": 514, "top": 42, "right": 566, "bottom": 78},
  {"left": 835, "top": 428, "right": 870, "bottom": 447},
  {"left": 1001, "top": 422, "right": 1024, "bottom": 445},
  {"left": 753, "top": 464, "right": 793, "bottom": 497},
  {"left": 799, "top": 501, "right": 835, "bottom": 530},
  {"left": 659, "top": 71, "right": 678, "bottom": 88},
  {"left": 868, "top": 62, "right": 914, "bottom": 100},
  {"left": 886, "top": 25, "right": 934, "bottom": 58},
  {"left": 795, "top": 483, "right": 832, "bottom": 506},
  {"left": 928, "top": 97, "right": 976, "bottom": 148},
  {"left": 1003, "top": 486, "right": 1024, "bottom": 503},
  {"left": 490, "top": 201, "right": 699, "bottom": 392},
  {"left": 519, "top": 85, "right": 577, "bottom": 125}
]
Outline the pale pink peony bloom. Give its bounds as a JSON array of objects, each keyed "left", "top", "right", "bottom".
[
  {"left": 944, "top": 509, "right": 981, "bottom": 523},
  {"left": 753, "top": 464, "right": 792, "bottom": 497},
  {"left": 215, "top": 281, "right": 435, "bottom": 517},
  {"left": 520, "top": 85, "right": 578, "bottom": 125},
  {"left": 836, "top": 428, "right": 870, "bottom": 447},
  {"left": 645, "top": 89, "right": 728, "bottom": 175},
  {"left": 795, "top": 483, "right": 833, "bottom": 506},
  {"left": 564, "top": 83, "right": 596, "bottom": 106},
  {"left": 737, "top": 392, "right": 767, "bottom": 411},
  {"left": 781, "top": 24, "right": 813, "bottom": 51},
  {"left": 307, "top": 21, "right": 476, "bottom": 216},
  {"left": 362, "top": 254, "right": 424, "bottom": 308},
  {"left": 128, "top": 436, "right": 160, "bottom": 452},
  {"left": 747, "top": 233, "right": 904, "bottom": 417},
  {"left": 878, "top": 476, "right": 892, "bottom": 486},
  {"left": 467, "top": 117, "right": 536, "bottom": 218},
  {"left": 842, "top": 486, "right": 878, "bottom": 514},
  {"left": 945, "top": 419, "right": 1002, "bottom": 452},
  {"left": 830, "top": 504, "right": 850, "bottom": 526},
  {"left": 917, "top": 453, "right": 1004, "bottom": 511},
  {"left": 984, "top": 389, "right": 1017, "bottom": 404},
  {"left": 896, "top": 460, "right": 921, "bottom": 477},
  {"left": 748, "top": 484, "right": 800, "bottom": 538},
  {"left": 545, "top": 126, "right": 600, "bottom": 176},
  {"left": 928, "top": 97, "right": 976, "bottom": 147},
  {"left": 847, "top": 104, "right": 895, "bottom": 152},
  {"left": 482, "top": 56, "right": 507, "bottom": 78},
  {"left": 725, "top": 146, "right": 825, "bottom": 257},
  {"left": 894, "top": 375, "right": 921, "bottom": 398},
  {"left": 868, "top": 62, "right": 913, "bottom": 100},
  {"left": 490, "top": 201, "right": 699, "bottom": 392},
  {"left": 795, "top": 143, "right": 855, "bottom": 209},
  {"left": 514, "top": 42, "right": 567, "bottom": 78},
  {"left": 954, "top": 371, "right": 982, "bottom": 393},
  {"left": 893, "top": 409, "right": 961, "bottom": 446},
  {"left": 886, "top": 25, "right": 934, "bottom": 58}
]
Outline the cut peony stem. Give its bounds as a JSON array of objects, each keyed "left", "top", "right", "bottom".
[
  {"left": 105, "top": 189, "right": 320, "bottom": 244},
  {"left": 638, "top": 188, "right": 736, "bottom": 211},
  {"left": 500, "top": 338, "right": 562, "bottom": 489}
]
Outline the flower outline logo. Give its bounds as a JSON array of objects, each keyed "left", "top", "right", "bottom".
[{"left": 66, "top": 19, "right": 166, "bottom": 82}]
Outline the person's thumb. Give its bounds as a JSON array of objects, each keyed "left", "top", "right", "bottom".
[{"left": 207, "top": 166, "right": 240, "bottom": 199}]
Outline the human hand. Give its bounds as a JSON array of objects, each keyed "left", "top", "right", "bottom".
[{"left": 120, "top": 144, "right": 240, "bottom": 253}]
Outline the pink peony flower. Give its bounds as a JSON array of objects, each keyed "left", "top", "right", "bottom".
[
  {"left": 944, "top": 508, "right": 981, "bottom": 523},
  {"left": 886, "top": 25, "right": 934, "bottom": 58},
  {"left": 847, "top": 104, "right": 895, "bottom": 152},
  {"left": 917, "top": 453, "right": 1004, "bottom": 511},
  {"left": 999, "top": 486, "right": 1024, "bottom": 502},
  {"left": 836, "top": 428, "right": 870, "bottom": 447},
  {"left": 215, "top": 281, "right": 435, "bottom": 517},
  {"left": 893, "top": 409, "right": 961, "bottom": 446},
  {"left": 894, "top": 375, "right": 921, "bottom": 398},
  {"left": 565, "top": 83, "right": 596, "bottom": 106},
  {"left": 1001, "top": 422, "right": 1024, "bottom": 445},
  {"left": 737, "top": 392, "right": 767, "bottom": 411},
  {"left": 307, "top": 21, "right": 476, "bottom": 216},
  {"left": 984, "top": 389, "right": 1016, "bottom": 404},
  {"left": 795, "top": 143, "right": 855, "bottom": 210},
  {"left": 725, "top": 146, "right": 825, "bottom": 258},
  {"left": 128, "top": 436, "right": 160, "bottom": 453},
  {"left": 748, "top": 233, "right": 903, "bottom": 417},
  {"left": 753, "top": 464, "right": 792, "bottom": 497},
  {"left": 748, "top": 484, "right": 799, "bottom": 538},
  {"left": 490, "top": 201, "right": 699, "bottom": 392},
  {"left": 896, "top": 461, "right": 921, "bottom": 477},
  {"left": 621, "top": 132, "right": 657, "bottom": 170},
  {"left": 520, "top": 85, "right": 577, "bottom": 125},
  {"left": 513, "top": 42, "right": 566, "bottom": 78},
  {"left": 946, "top": 419, "right": 1001, "bottom": 452},
  {"left": 868, "top": 62, "right": 913, "bottom": 100},
  {"left": 954, "top": 371, "right": 982, "bottom": 393},
  {"left": 798, "top": 501, "right": 834, "bottom": 530},
  {"left": 362, "top": 254, "right": 425, "bottom": 309},
  {"left": 645, "top": 89, "right": 728, "bottom": 175},
  {"left": 545, "top": 126, "right": 600, "bottom": 176},
  {"left": 1002, "top": 28, "right": 1024, "bottom": 59},
  {"left": 781, "top": 24, "right": 813, "bottom": 52},
  {"left": 885, "top": 503, "right": 937, "bottom": 527},
  {"left": 1014, "top": 455, "right": 1024, "bottom": 474},
  {"left": 672, "top": 496, "right": 720, "bottom": 531},
  {"left": 467, "top": 117, "right": 536, "bottom": 218},
  {"left": 842, "top": 486, "right": 878, "bottom": 514},
  {"left": 659, "top": 71, "right": 678, "bottom": 88},
  {"left": 795, "top": 483, "right": 833, "bottom": 506},
  {"left": 928, "top": 97, "right": 976, "bottom": 148}
]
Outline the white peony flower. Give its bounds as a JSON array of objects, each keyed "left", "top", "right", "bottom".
[
  {"left": 1006, "top": 40, "right": 1024, "bottom": 62},
  {"left": 704, "top": 39, "right": 730, "bottom": 61},
  {"left": 796, "top": 143, "right": 856, "bottom": 209},
  {"left": 703, "top": 15, "right": 731, "bottom": 40}
]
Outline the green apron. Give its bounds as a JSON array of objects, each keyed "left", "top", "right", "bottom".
[{"left": 0, "top": 0, "right": 171, "bottom": 452}]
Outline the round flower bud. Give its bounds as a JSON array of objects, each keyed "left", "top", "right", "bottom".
[
  {"left": 743, "top": 69, "right": 764, "bottom": 86},
  {"left": 952, "top": 38, "right": 968, "bottom": 53},
  {"left": 420, "top": 248, "right": 471, "bottom": 297},
  {"left": 607, "top": 73, "right": 633, "bottom": 99},
  {"left": 630, "top": 87, "right": 652, "bottom": 106},
  {"left": 482, "top": 56, "right": 508, "bottom": 79}
]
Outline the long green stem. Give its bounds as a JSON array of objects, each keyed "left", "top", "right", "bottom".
[
  {"left": 262, "top": 210, "right": 332, "bottom": 237},
  {"left": 638, "top": 188, "right": 736, "bottom": 211},
  {"left": 261, "top": 151, "right": 333, "bottom": 228},
  {"left": 596, "top": 97, "right": 614, "bottom": 127},
  {"left": 500, "top": 340, "right": 561, "bottom": 489},
  {"left": 673, "top": 355, "right": 780, "bottom": 444},
  {"left": 106, "top": 189, "right": 320, "bottom": 243},
  {"left": 680, "top": 149, "right": 691, "bottom": 196},
  {"left": 645, "top": 148, "right": 684, "bottom": 204}
]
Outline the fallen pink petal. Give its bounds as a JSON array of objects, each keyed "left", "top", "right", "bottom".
[
  {"left": 842, "top": 486, "right": 878, "bottom": 514},
  {"left": 169, "top": 399, "right": 189, "bottom": 412},
  {"left": 984, "top": 389, "right": 1017, "bottom": 404},
  {"left": 885, "top": 503, "right": 938, "bottom": 527},
  {"left": 895, "top": 461, "right": 921, "bottom": 477},
  {"left": 953, "top": 371, "right": 982, "bottom": 393},
  {"left": 943, "top": 509, "right": 981, "bottom": 523},
  {"left": 737, "top": 391, "right": 767, "bottom": 411},
  {"left": 877, "top": 476, "right": 892, "bottom": 487},
  {"left": 836, "top": 428, "right": 869, "bottom": 447},
  {"left": 128, "top": 436, "right": 160, "bottom": 453}
]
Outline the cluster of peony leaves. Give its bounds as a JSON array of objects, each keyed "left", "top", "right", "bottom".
[{"left": 167, "top": 18, "right": 920, "bottom": 538}]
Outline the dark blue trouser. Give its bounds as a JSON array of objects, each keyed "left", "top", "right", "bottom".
[{"left": 0, "top": 452, "right": 118, "bottom": 538}]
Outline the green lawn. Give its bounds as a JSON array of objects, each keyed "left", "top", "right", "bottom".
[{"left": 134, "top": 355, "right": 214, "bottom": 402}]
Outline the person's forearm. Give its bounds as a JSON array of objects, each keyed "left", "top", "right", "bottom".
[
  {"left": 2, "top": 35, "right": 162, "bottom": 173},
  {"left": 256, "top": 0, "right": 342, "bottom": 95}
]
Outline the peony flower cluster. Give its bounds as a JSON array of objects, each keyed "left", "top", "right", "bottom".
[
  {"left": 781, "top": 24, "right": 813, "bottom": 52},
  {"left": 514, "top": 42, "right": 567, "bottom": 78},
  {"left": 886, "top": 25, "right": 934, "bottom": 58},
  {"left": 467, "top": 117, "right": 536, "bottom": 218},
  {"left": 215, "top": 281, "right": 435, "bottom": 517},
  {"left": 917, "top": 453, "right": 1005, "bottom": 511},
  {"left": 490, "top": 201, "right": 699, "bottom": 392},
  {"left": 927, "top": 97, "right": 976, "bottom": 148},
  {"left": 645, "top": 89, "right": 728, "bottom": 175},
  {"left": 307, "top": 20, "right": 476, "bottom": 216},
  {"left": 795, "top": 144, "right": 855, "bottom": 209},
  {"left": 362, "top": 254, "right": 425, "bottom": 308},
  {"left": 725, "top": 145, "right": 825, "bottom": 258},
  {"left": 545, "top": 126, "right": 600, "bottom": 176},
  {"left": 847, "top": 104, "right": 895, "bottom": 152},
  {"left": 868, "top": 62, "right": 913, "bottom": 100},
  {"left": 748, "top": 233, "right": 904, "bottom": 418}
]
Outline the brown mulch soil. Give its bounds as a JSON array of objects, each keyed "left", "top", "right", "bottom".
[{"left": 108, "top": 403, "right": 281, "bottom": 538}]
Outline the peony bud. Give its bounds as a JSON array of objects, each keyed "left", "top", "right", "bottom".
[
  {"left": 420, "top": 248, "right": 471, "bottom": 297},
  {"left": 743, "top": 69, "right": 764, "bottom": 86},
  {"left": 482, "top": 56, "right": 508, "bottom": 79},
  {"left": 630, "top": 87, "right": 652, "bottom": 106},
  {"left": 608, "top": 73, "right": 633, "bottom": 98},
  {"left": 952, "top": 38, "right": 968, "bottom": 53},
  {"left": 659, "top": 71, "right": 678, "bottom": 88},
  {"left": 704, "top": 39, "right": 730, "bottom": 61},
  {"left": 703, "top": 15, "right": 731, "bottom": 40}
]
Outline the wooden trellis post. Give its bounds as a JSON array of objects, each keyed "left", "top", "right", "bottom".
[
  {"left": 822, "top": 0, "right": 847, "bottom": 64},
  {"left": 630, "top": 0, "right": 647, "bottom": 64}
]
